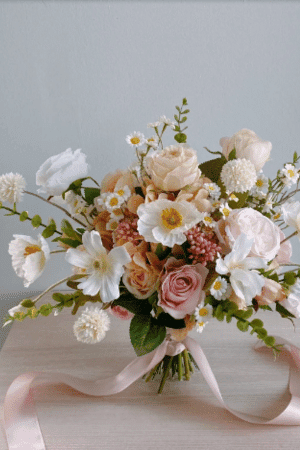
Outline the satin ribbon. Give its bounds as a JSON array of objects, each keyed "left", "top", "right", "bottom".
[{"left": 3, "top": 335, "right": 300, "bottom": 450}]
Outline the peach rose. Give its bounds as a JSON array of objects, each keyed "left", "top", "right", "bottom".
[
  {"left": 158, "top": 258, "right": 208, "bottom": 319},
  {"left": 101, "top": 169, "right": 137, "bottom": 194},
  {"left": 255, "top": 279, "right": 286, "bottom": 305},
  {"left": 229, "top": 290, "right": 247, "bottom": 311},
  {"left": 176, "top": 187, "right": 212, "bottom": 213},
  {"left": 146, "top": 144, "right": 201, "bottom": 191},
  {"left": 215, "top": 208, "right": 281, "bottom": 262},
  {"left": 123, "top": 251, "right": 159, "bottom": 299},
  {"left": 220, "top": 129, "right": 272, "bottom": 172}
]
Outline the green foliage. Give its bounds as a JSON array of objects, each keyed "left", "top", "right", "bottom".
[
  {"left": 42, "top": 219, "right": 57, "bottom": 238},
  {"left": 264, "top": 336, "right": 276, "bottom": 347},
  {"left": 39, "top": 303, "right": 53, "bottom": 316},
  {"left": 21, "top": 299, "right": 35, "bottom": 308},
  {"left": 53, "top": 237, "right": 82, "bottom": 248},
  {"left": 276, "top": 301, "right": 296, "bottom": 319},
  {"left": 155, "top": 243, "right": 171, "bottom": 260},
  {"left": 155, "top": 313, "right": 186, "bottom": 329},
  {"left": 283, "top": 271, "right": 296, "bottom": 286},
  {"left": 199, "top": 156, "right": 227, "bottom": 183},
  {"left": 203, "top": 147, "right": 224, "bottom": 157},
  {"left": 130, "top": 315, "right": 166, "bottom": 356},
  {"left": 31, "top": 214, "right": 42, "bottom": 228},
  {"left": 61, "top": 219, "right": 82, "bottom": 240},
  {"left": 250, "top": 319, "right": 264, "bottom": 329},
  {"left": 228, "top": 191, "right": 248, "bottom": 209},
  {"left": 173, "top": 98, "right": 189, "bottom": 144},
  {"left": 83, "top": 187, "right": 100, "bottom": 205},
  {"left": 19, "top": 211, "right": 28, "bottom": 222},
  {"left": 112, "top": 293, "right": 152, "bottom": 315},
  {"left": 228, "top": 148, "right": 237, "bottom": 161},
  {"left": 61, "top": 176, "right": 100, "bottom": 199},
  {"left": 237, "top": 320, "right": 249, "bottom": 332}
]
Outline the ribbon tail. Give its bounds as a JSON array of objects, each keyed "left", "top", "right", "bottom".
[{"left": 184, "top": 335, "right": 300, "bottom": 425}]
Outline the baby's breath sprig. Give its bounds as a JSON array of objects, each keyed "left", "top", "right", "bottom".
[{"left": 173, "top": 98, "right": 189, "bottom": 144}]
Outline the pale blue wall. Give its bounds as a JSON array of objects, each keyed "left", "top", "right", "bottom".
[{"left": 1, "top": 1, "right": 300, "bottom": 345}]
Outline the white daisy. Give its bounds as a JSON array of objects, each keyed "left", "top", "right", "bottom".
[
  {"left": 272, "top": 206, "right": 282, "bottom": 221},
  {"left": 228, "top": 193, "right": 239, "bottom": 203},
  {"left": 251, "top": 172, "right": 269, "bottom": 193},
  {"left": 137, "top": 199, "right": 202, "bottom": 247},
  {"left": 8, "top": 234, "right": 50, "bottom": 287},
  {"left": 219, "top": 202, "right": 232, "bottom": 219},
  {"left": 211, "top": 200, "right": 222, "bottom": 212},
  {"left": 203, "top": 182, "right": 221, "bottom": 199},
  {"left": 195, "top": 321, "right": 208, "bottom": 333},
  {"left": 281, "top": 164, "right": 299, "bottom": 187},
  {"left": 105, "top": 193, "right": 125, "bottom": 212},
  {"left": 106, "top": 217, "right": 120, "bottom": 231},
  {"left": 73, "top": 306, "right": 110, "bottom": 344},
  {"left": 126, "top": 131, "right": 146, "bottom": 148},
  {"left": 199, "top": 212, "right": 216, "bottom": 228},
  {"left": 65, "top": 230, "right": 131, "bottom": 301},
  {"left": 159, "top": 115, "right": 175, "bottom": 129},
  {"left": 221, "top": 158, "right": 257, "bottom": 193},
  {"left": 210, "top": 277, "right": 228, "bottom": 300},
  {"left": 114, "top": 185, "right": 131, "bottom": 202},
  {"left": 262, "top": 195, "right": 273, "bottom": 213},
  {"left": 146, "top": 136, "right": 159, "bottom": 149},
  {"left": 0, "top": 172, "right": 26, "bottom": 204},
  {"left": 110, "top": 208, "right": 124, "bottom": 221},
  {"left": 147, "top": 121, "right": 161, "bottom": 129},
  {"left": 194, "top": 303, "right": 213, "bottom": 329}
]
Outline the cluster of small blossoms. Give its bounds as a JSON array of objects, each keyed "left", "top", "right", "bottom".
[
  {"left": 185, "top": 226, "right": 222, "bottom": 266},
  {"left": 203, "top": 182, "right": 221, "bottom": 200},
  {"left": 280, "top": 163, "right": 300, "bottom": 188},
  {"left": 113, "top": 217, "right": 143, "bottom": 245},
  {"left": 97, "top": 185, "right": 131, "bottom": 213},
  {"left": 193, "top": 303, "right": 213, "bottom": 333}
]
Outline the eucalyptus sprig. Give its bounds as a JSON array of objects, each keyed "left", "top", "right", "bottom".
[{"left": 173, "top": 98, "right": 189, "bottom": 144}]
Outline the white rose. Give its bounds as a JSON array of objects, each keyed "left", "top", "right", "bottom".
[
  {"left": 219, "top": 129, "right": 272, "bottom": 172},
  {"left": 215, "top": 208, "right": 281, "bottom": 262},
  {"left": 146, "top": 144, "right": 201, "bottom": 191},
  {"left": 36, "top": 148, "right": 89, "bottom": 196}
]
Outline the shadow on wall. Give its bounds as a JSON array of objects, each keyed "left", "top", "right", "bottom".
[{"left": 0, "top": 290, "right": 41, "bottom": 350}]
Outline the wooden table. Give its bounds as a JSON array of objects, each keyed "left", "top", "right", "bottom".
[{"left": 1, "top": 292, "right": 300, "bottom": 449}]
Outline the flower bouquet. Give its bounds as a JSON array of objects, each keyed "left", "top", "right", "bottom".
[{"left": 2, "top": 98, "right": 300, "bottom": 394}]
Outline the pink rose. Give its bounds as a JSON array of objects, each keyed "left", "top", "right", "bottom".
[
  {"left": 158, "top": 258, "right": 209, "bottom": 319},
  {"left": 108, "top": 305, "right": 134, "bottom": 320}
]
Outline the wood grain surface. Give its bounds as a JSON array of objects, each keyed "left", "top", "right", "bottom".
[{"left": 1, "top": 292, "right": 300, "bottom": 449}]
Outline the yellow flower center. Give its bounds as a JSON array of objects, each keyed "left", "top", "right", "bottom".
[
  {"left": 24, "top": 245, "right": 41, "bottom": 257},
  {"left": 288, "top": 169, "right": 295, "bottom": 177},
  {"left": 198, "top": 321, "right": 205, "bottom": 327},
  {"left": 113, "top": 208, "right": 123, "bottom": 216},
  {"left": 117, "top": 189, "right": 124, "bottom": 197},
  {"left": 131, "top": 137, "right": 140, "bottom": 145},
  {"left": 230, "top": 194, "right": 238, "bottom": 200},
  {"left": 222, "top": 208, "right": 230, "bottom": 217},
  {"left": 109, "top": 197, "right": 119, "bottom": 207},
  {"left": 161, "top": 208, "right": 183, "bottom": 230},
  {"left": 199, "top": 308, "right": 208, "bottom": 317},
  {"left": 148, "top": 137, "right": 155, "bottom": 142},
  {"left": 256, "top": 179, "right": 264, "bottom": 187},
  {"left": 273, "top": 213, "right": 281, "bottom": 220},
  {"left": 93, "top": 255, "right": 110, "bottom": 273},
  {"left": 208, "top": 186, "right": 215, "bottom": 191},
  {"left": 110, "top": 221, "right": 119, "bottom": 230},
  {"left": 204, "top": 216, "right": 212, "bottom": 223},
  {"left": 213, "top": 281, "right": 222, "bottom": 291}
]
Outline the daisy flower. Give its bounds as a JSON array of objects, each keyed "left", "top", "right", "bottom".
[
  {"left": 194, "top": 303, "right": 213, "bottom": 333},
  {"left": 262, "top": 195, "right": 273, "bottom": 213},
  {"left": 8, "top": 234, "right": 50, "bottom": 287},
  {"left": 221, "top": 159, "right": 257, "bottom": 193},
  {"left": 219, "top": 202, "right": 232, "bottom": 219},
  {"left": 65, "top": 230, "right": 131, "bottom": 301},
  {"left": 0, "top": 172, "right": 26, "bottom": 204},
  {"left": 203, "top": 182, "right": 221, "bottom": 199},
  {"left": 159, "top": 115, "right": 175, "bottom": 129},
  {"left": 137, "top": 199, "right": 202, "bottom": 247},
  {"left": 105, "top": 193, "right": 125, "bottom": 212},
  {"left": 210, "top": 200, "right": 222, "bottom": 212},
  {"left": 281, "top": 164, "right": 299, "bottom": 187},
  {"left": 210, "top": 277, "right": 228, "bottom": 300},
  {"left": 272, "top": 206, "right": 282, "bottom": 221},
  {"left": 73, "top": 306, "right": 110, "bottom": 344},
  {"left": 199, "top": 213, "right": 216, "bottom": 228},
  {"left": 251, "top": 172, "right": 268, "bottom": 193},
  {"left": 106, "top": 217, "right": 120, "bottom": 232},
  {"left": 146, "top": 136, "right": 158, "bottom": 149},
  {"left": 281, "top": 201, "right": 300, "bottom": 239},
  {"left": 227, "top": 193, "right": 239, "bottom": 203},
  {"left": 126, "top": 132, "right": 146, "bottom": 148},
  {"left": 114, "top": 185, "right": 131, "bottom": 202},
  {"left": 147, "top": 121, "right": 161, "bottom": 129},
  {"left": 195, "top": 321, "right": 208, "bottom": 333}
]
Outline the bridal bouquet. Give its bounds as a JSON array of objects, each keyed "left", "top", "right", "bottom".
[{"left": 2, "top": 98, "right": 300, "bottom": 392}]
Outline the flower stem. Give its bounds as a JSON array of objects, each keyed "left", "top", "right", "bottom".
[
  {"left": 183, "top": 349, "right": 190, "bottom": 381},
  {"left": 50, "top": 250, "right": 67, "bottom": 254},
  {"left": 158, "top": 356, "right": 173, "bottom": 394},
  {"left": 32, "top": 276, "right": 75, "bottom": 305},
  {"left": 280, "top": 230, "right": 298, "bottom": 245},
  {"left": 24, "top": 190, "right": 87, "bottom": 227},
  {"left": 145, "top": 362, "right": 161, "bottom": 383},
  {"left": 177, "top": 353, "right": 183, "bottom": 381}
]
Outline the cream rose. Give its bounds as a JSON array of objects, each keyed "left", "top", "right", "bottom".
[
  {"left": 215, "top": 208, "right": 281, "bottom": 262},
  {"left": 146, "top": 144, "right": 201, "bottom": 192},
  {"left": 255, "top": 279, "right": 286, "bottom": 306},
  {"left": 219, "top": 129, "right": 272, "bottom": 172}
]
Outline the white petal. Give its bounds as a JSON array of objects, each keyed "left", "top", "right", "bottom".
[
  {"left": 78, "top": 275, "right": 101, "bottom": 296},
  {"left": 242, "top": 257, "right": 268, "bottom": 271},
  {"left": 109, "top": 246, "right": 131, "bottom": 267},
  {"left": 231, "top": 233, "right": 253, "bottom": 263},
  {"left": 22, "top": 252, "right": 46, "bottom": 287},
  {"left": 65, "top": 248, "right": 93, "bottom": 269},
  {"left": 215, "top": 257, "right": 229, "bottom": 275},
  {"left": 101, "top": 276, "right": 120, "bottom": 302}
]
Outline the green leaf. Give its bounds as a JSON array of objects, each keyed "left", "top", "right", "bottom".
[
  {"left": 174, "top": 125, "right": 181, "bottom": 132},
  {"left": 56, "top": 237, "right": 82, "bottom": 248},
  {"left": 251, "top": 319, "right": 264, "bottom": 329},
  {"left": 175, "top": 106, "right": 181, "bottom": 112},
  {"left": 199, "top": 157, "right": 227, "bottom": 183},
  {"left": 228, "top": 148, "right": 237, "bottom": 161},
  {"left": 155, "top": 313, "right": 186, "bottom": 329},
  {"left": 52, "top": 293, "right": 66, "bottom": 302},
  {"left": 293, "top": 152, "right": 298, "bottom": 164},
  {"left": 237, "top": 320, "right": 249, "bottom": 332},
  {"left": 203, "top": 147, "right": 224, "bottom": 157},
  {"left": 155, "top": 243, "right": 171, "bottom": 260},
  {"left": 226, "top": 301, "right": 239, "bottom": 314},
  {"left": 264, "top": 336, "right": 276, "bottom": 347},
  {"left": 174, "top": 114, "right": 179, "bottom": 122},
  {"left": 83, "top": 187, "right": 100, "bottom": 205},
  {"left": 39, "top": 304, "right": 53, "bottom": 316},
  {"left": 112, "top": 295, "right": 152, "bottom": 316},
  {"left": 256, "top": 328, "right": 268, "bottom": 339},
  {"left": 174, "top": 133, "right": 187, "bottom": 144},
  {"left": 259, "top": 304, "right": 273, "bottom": 311},
  {"left": 42, "top": 224, "right": 56, "bottom": 238},
  {"left": 21, "top": 299, "right": 35, "bottom": 308},
  {"left": 182, "top": 98, "right": 188, "bottom": 105},
  {"left": 242, "top": 308, "right": 253, "bottom": 320},
  {"left": 19, "top": 211, "right": 28, "bottom": 222},
  {"left": 228, "top": 191, "right": 248, "bottom": 209},
  {"left": 31, "top": 214, "right": 42, "bottom": 228},
  {"left": 276, "top": 301, "right": 296, "bottom": 319},
  {"left": 180, "top": 116, "right": 187, "bottom": 123},
  {"left": 130, "top": 315, "right": 166, "bottom": 356},
  {"left": 284, "top": 272, "right": 296, "bottom": 286},
  {"left": 182, "top": 109, "right": 190, "bottom": 114}
]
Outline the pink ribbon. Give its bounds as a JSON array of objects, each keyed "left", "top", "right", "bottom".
[{"left": 3, "top": 335, "right": 300, "bottom": 449}]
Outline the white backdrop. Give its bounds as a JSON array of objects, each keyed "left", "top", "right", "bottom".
[{"left": 1, "top": 1, "right": 300, "bottom": 344}]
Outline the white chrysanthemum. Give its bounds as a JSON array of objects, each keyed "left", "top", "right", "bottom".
[
  {"left": 281, "top": 164, "right": 299, "bottom": 187},
  {"left": 73, "top": 306, "right": 110, "bottom": 344},
  {"left": 159, "top": 115, "right": 175, "bottom": 129},
  {"left": 137, "top": 199, "right": 202, "bottom": 247},
  {"left": 199, "top": 212, "right": 216, "bottom": 228},
  {"left": 126, "top": 131, "right": 146, "bottom": 148},
  {"left": 219, "top": 202, "right": 232, "bottom": 219},
  {"left": 65, "top": 230, "right": 131, "bottom": 301},
  {"left": 8, "top": 234, "right": 50, "bottom": 287},
  {"left": 203, "top": 182, "right": 221, "bottom": 199},
  {"left": 210, "top": 277, "right": 228, "bottom": 300},
  {"left": 105, "top": 193, "right": 125, "bottom": 212},
  {"left": 147, "top": 121, "right": 161, "bottom": 129},
  {"left": 0, "top": 173, "right": 26, "bottom": 204},
  {"left": 114, "top": 185, "right": 131, "bottom": 201},
  {"left": 220, "top": 158, "right": 257, "bottom": 193}
]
